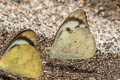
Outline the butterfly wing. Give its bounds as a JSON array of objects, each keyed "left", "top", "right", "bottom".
[
  {"left": 50, "top": 9, "right": 96, "bottom": 59},
  {"left": 0, "top": 30, "right": 42, "bottom": 78}
]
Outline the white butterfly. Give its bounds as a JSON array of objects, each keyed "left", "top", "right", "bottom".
[{"left": 50, "top": 9, "right": 96, "bottom": 59}]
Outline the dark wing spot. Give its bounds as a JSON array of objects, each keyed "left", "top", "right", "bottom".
[
  {"left": 16, "top": 0, "right": 23, "bottom": 3},
  {"left": 74, "top": 41, "right": 77, "bottom": 43},
  {"left": 66, "top": 27, "right": 71, "bottom": 32},
  {"left": 75, "top": 25, "right": 79, "bottom": 28},
  {"left": 66, "top": 27, "right": 73, "bottom": 34},
  {"left": 85, "top": 26, "right": 88, "bottom": 28},
  {"left": 79, "top": 19, "right": 84, "bottom": 24}
]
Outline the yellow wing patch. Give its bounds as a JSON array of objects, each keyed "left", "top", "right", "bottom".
[
  {"left": 0, "top": 30, "right": 42, "bottom": 78},
  {"left": 19, "top": 30, "right": 37, "bottom": 45},
  {"left": 50, "top": 9, "right": 96, "bottom": 59}
]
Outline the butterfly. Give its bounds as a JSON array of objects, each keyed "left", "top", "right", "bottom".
[
  {"left": 50, "top": 9, "right": 96, "bottom": 59},
  {"left": 0, "top": 30, "right": 42, "bottom": 78}
]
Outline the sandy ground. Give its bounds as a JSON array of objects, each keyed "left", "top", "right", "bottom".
[{"left": 0, "top": 0, "right": 120, "bottom": 80}]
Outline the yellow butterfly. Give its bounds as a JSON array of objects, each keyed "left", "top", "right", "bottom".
[
  {"left": 50, "top": 9, "right": 96, "bottom": 59},
  {"left": 0, "top": 30, "right": 42, "bottom": 78}
]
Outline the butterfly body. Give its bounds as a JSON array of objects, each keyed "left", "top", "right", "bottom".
[
  {"left": 50, "top": 9, "right": 96, "bottom": 59},
  {"left": 0, "top": 30, "right": 42, "bottom": 78}
]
